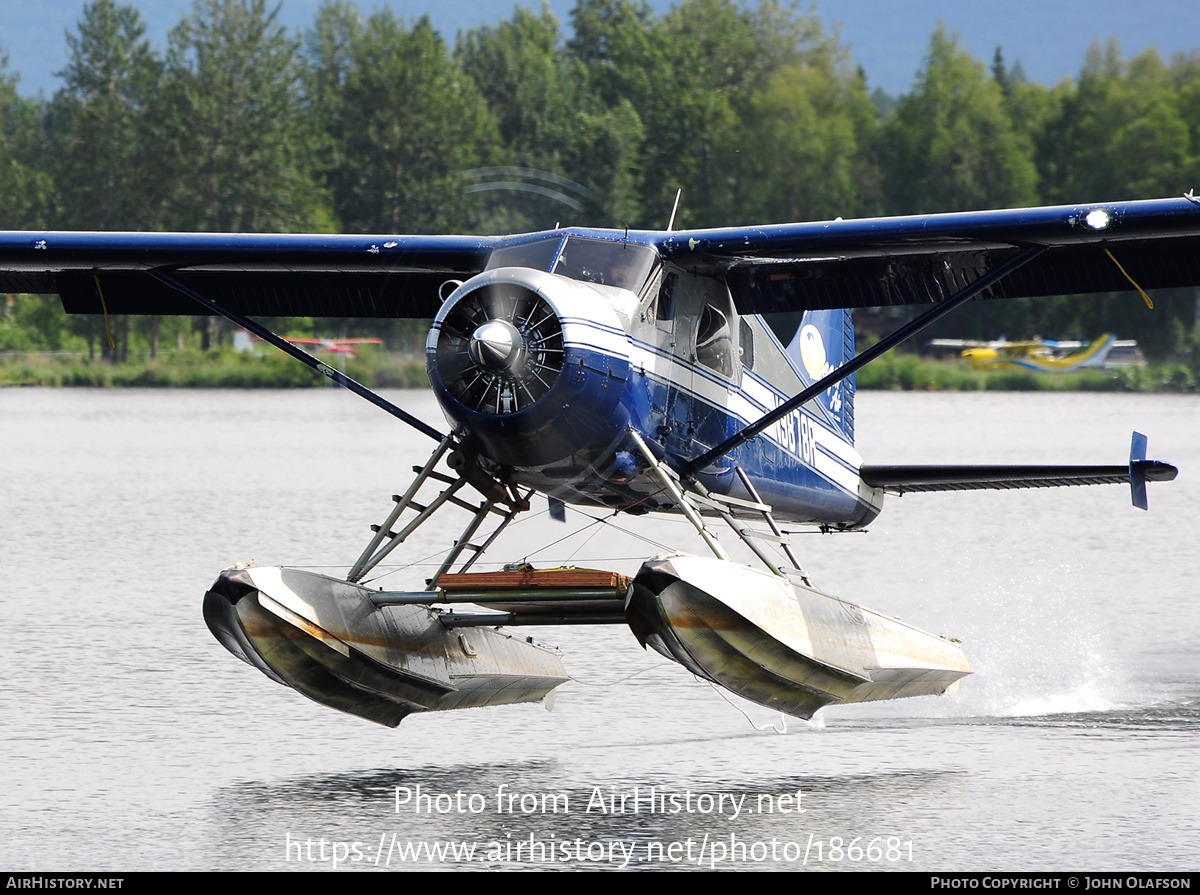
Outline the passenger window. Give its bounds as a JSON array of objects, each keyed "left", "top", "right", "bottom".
[
  {"left": 656, "top": 274, "right": 677, "bottom": 333},
  {"left": 696, "top": 302, "right": 733, "bottom": 377},
  {"left": 740, "top": 318, "right": 754, "bottom": 370}
]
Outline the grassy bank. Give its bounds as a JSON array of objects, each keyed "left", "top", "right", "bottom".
[
  {"left": 0, "top": 347, "right": 429, "bottom": 389},
  {"left": 2, "top": 348, "right": 1196, "bottom": 392}
]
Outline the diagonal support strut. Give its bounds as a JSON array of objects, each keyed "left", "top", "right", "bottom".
[
  {"left": 146, "top": 268, "right": 446, "bottom": 442},
  {"left": 683, "top": 246, "right": 1048, "bottom": 476}
]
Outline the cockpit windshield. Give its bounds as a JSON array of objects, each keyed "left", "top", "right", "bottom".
[
  {"left": 484, "top": 237, "right": 562, "bottom": 273},
  {"left": 552, "top": 238, "right": 658, "bottom": 293},
  {"left": 485, "top": 235, "right": 659, "bottom": 295}
]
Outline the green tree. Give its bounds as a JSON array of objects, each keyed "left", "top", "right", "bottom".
[
  {"left": 1005, "top": 42, "right": 1198, "bottom": 356},
  {"left": 307, "top": 8, "right": 494, "bottom": 234},
  {"left": 880, "top": 25, "right": 1037, "bottom": 214},
  {"left": 44, "top": 2, "right": 166, "bottom": 362},
  {"left": 48, "top": 0, "right": 163, "bottom": 230},
  {"left": 711, "top": 58, "right": 880, "bottom": 225},
  {"left": 458, "top": 5, "right": 642, "bottom": 230},
  {"left": 1045, "top": 41, "right": 1190, "bottom": 203},
  {"left": 459, "top": 7, "right": 565, "bottom": 167},
  {"left": 157, "top": 0, "right": 329, "bottom": 233},
  {"left": 567, "top": 0, "right": 853, "bottom": 228},
  {"left": 457, "top": 6, "right": 580, "bottom": 230},
  {"left": 0, "top": 52, "right": 50, "bottom": 229}
]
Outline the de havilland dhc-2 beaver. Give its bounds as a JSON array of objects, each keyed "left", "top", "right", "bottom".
[{"left": 0, "top": 196, "right": 1189, "bottom": 726}]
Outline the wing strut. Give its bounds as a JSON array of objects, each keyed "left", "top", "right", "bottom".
[
  {"left": 684, "top": 245, "right": 1048, "bottom": 475},
  {"left": 146, "top": 268, "right": 446, "bottom": 442}
]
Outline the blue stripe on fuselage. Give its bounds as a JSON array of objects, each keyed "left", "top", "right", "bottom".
[{"left": 620, "top": 337, "right": 867, "bottom": 525}]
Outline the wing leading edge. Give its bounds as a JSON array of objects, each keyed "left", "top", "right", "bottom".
[
  {"left": 660, "top": 197, "right": 1200, "bottom": 313},
  {"left": 0, "top": 231, "right": 498, "bottom": 318},
  {"left": 3, "top": 196, "right": 1200, "bottom": 318}
]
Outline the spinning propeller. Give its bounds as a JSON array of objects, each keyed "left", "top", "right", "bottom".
[{"left": 434, "top": 283, "right": 564, "bottom": 415}]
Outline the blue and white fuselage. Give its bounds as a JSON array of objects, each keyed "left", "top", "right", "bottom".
[{"left": 427, "top": 230, "right": 883, "bottom": 528}]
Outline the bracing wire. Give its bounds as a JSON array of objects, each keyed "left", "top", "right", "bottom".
[
  {"left": 567, "top": 663, "right": 674, "bottom": 687},
  {"left": 356, "top": 476, "right": 714, "bottom": 586}
]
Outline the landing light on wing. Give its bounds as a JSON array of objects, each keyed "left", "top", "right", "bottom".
[{"left": 1085, "top": 207, "right": 1114, "bottom": 230}]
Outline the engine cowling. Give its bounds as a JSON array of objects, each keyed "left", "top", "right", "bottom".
[{"left": 427, "top": 268, "right": 631, "bottom": 467}]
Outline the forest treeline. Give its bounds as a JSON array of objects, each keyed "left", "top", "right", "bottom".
[{"left": 3, "top": 0, "right": 1200, "bottom": 362}]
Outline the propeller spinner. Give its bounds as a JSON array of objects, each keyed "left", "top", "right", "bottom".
[{"left": 435, "top": 283, "right": 563, "bottom": 416}]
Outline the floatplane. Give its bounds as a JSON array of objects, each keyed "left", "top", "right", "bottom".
[
  {"left": 0, "top": 197, "right": 1188, "bottom": 726},
  {"left": 929, "top": 334, "right": 1126, "bottom": 371}
]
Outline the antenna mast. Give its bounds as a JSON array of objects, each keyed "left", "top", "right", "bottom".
[{"left": 666, "top": 189, "right": 682, "bottom": 231}]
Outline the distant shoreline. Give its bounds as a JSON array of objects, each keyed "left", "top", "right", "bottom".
[
  {"left": 853, "top": 353, "right": 1197, "bottom": 393},
  {"left": 1, "top": 351, "right": 1195, "bottom": 393},
  {"left": 0, "top": 348, "right": 429, "bottom": 390}
]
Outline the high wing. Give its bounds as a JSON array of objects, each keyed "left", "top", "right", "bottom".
[
  {"left": 0, "top": 231, "right": 498, "bottom": 318},
  {"left": 2, "top": 197, "right": 1200, "bottom": 318},
  {"left": 659, "top": 197, "right": 1200, "bottom": 312}
]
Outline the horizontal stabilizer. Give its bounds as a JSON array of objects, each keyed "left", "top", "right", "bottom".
[{"left": 860, "top": 461, "right": 1177, "bottom": 495}]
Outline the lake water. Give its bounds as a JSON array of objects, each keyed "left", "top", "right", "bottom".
[{"left": 1, "top": 387, "right": 1197, "bottom": 871}]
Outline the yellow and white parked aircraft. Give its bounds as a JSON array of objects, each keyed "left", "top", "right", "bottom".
[{"left": 929, "top": 334, "right": 1124, "bottom": 371}]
